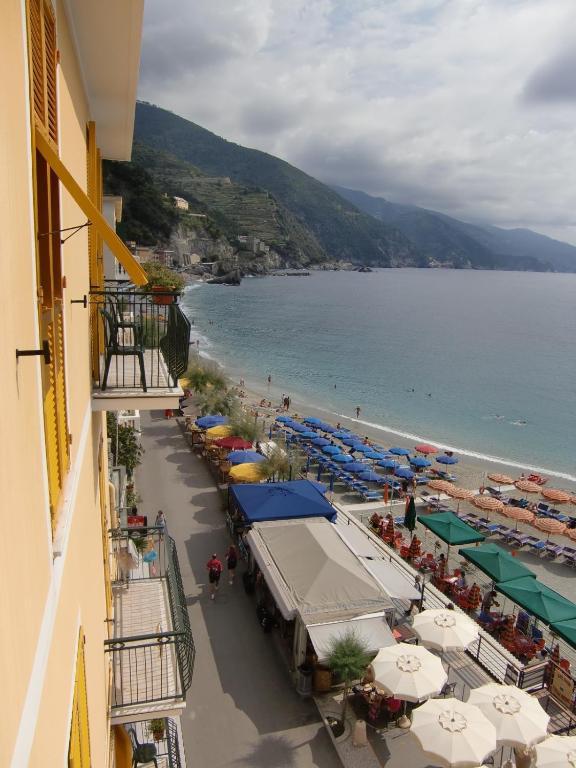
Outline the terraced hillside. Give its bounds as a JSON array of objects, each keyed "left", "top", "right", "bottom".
[{"left": 131, "top": 143, "right": 325, "bottom": 263}]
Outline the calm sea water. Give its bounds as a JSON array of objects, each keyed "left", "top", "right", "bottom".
[{"left": 182, "top": 270, "right": 576, "bottom": 479}]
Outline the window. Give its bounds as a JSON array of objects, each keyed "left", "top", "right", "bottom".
[
  {"left": 68, "top": 631, "right": 92, "bottom": 767},
  {"left": 27, "top": 0, "right": 70, "bottom": 529}
]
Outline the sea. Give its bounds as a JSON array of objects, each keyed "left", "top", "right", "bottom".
[{"left": 181, "top": 269, "right": 576, "bottom": 480}]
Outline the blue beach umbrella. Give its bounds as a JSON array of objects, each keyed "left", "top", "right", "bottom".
[
  {"left": 342, "top": 437, "right": 361, "bottom": 447},
  {"left": 364, "top": 451, "right": 387, "bottom": 460},
  {"left": 322, "top": 445, "right": 341, "bottom": 455},
  {"left": 300, "top": 431, "right": 318, "bottom": 439},
  {"left": 275, "top": 415, "right": 292, "bottom": 423},
  {"left": 333, "top": 453, "right": 354, "bottom": 464},
  {"left": 196, "top": 414, "right": 228, "bottom": 429},
  {"left": 352, "top": 444, "right": 375, "bottom": 454},
  {"left": 291, "top": 423, "right": 308, "bottom": 433},
  {"left": 378, "top": 458, "right": 400, "bottom": 470},
  {"left": 333, "top": 431, "right": 352, "bottom": 439},
  {"left": 411, "top": 456, "right": 432, "bottom": 468},
  {"left": 321, "top": 424, "right": 337, "bottom": 433},
  {"left": 389, "top": 447, "right": 411, "bottom": 457},
  {"left": 303, "top": 416, "right": 323, "bottom": 425},
  {"left": 312, "top": 437, "right": 331, "bottom": 446},
  {"left": 227, "top": 450, "right": 265, "bottom": 465},
  {"left": 436, "top": 454, "right": 459, "bottom": 465},
  {"left": 347, "top": 462, "right": 370, "bottom": 472},
  {"left": 395, "top": 467, "right": 415, "bottom": 480},
  {"left": 358, "top": 471, "right": 384, "bottom": 482}
]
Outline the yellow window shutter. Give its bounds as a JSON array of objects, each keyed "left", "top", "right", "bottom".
[
  {"left": 43, "top": 321, "right": 62, "bottom": 524},
  {"left": 69, "top": 631, "right": 92, "bottom": 767},
  {"left": 27, "top": 0, "right": 58, "bottom": 145},
  {"left": 28, "top": 0, "right": 45, "bottom": 126},
  {"left": 55, "top": 307, "right": 70, "bottom": 474},
  {"left": 43, "top": 2, "right": 58, "bottom": 144}
]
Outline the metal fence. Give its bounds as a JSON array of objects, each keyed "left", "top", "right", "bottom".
[
  {"left": 126, "top": 718, "right": 183, "bottom": 768},
  {"left": 106, "top": 529, "right": 195, "bottom": 710},
  {"left": 90, "top": 289, "right": 190, "bottom": 391}
]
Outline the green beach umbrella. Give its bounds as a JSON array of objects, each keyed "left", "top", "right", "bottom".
[
  {"left": 418, "top": 511, "right": 485, "bottom": 546},
  {"left": 496, "top": 577, "right": 576, "bottom": 625},
  {"left": 549, "top": 618, "right": 576, "bottom": 650},
  {"left": 458, "top": 542, "right": 535, "bottom": 584},
  {"left": 404, "top": 495, "right": 417, "bottom": 532}
]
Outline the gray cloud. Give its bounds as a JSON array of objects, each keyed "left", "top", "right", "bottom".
[
  {"left": 139, "top": 0, "right": 576, "bottom": 245},
  {"left": 523, "top": 49, "right": 576, "bottom": 103}
]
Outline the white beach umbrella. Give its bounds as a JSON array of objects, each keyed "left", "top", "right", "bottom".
[
  {"left": 411, "top": 697, "right": 497, "bottom": 768},
  {"left": 412, "top": 609, "right": 479, "bottom": 652},
  {"left": 535, "top": 735, "right": 576, "bottom": 767},
  {"left": 371, "top": 642, "right": 447, "bottom": 702},
  {"left": 467, "top": 683, "right": 549, "bottom": 748}
]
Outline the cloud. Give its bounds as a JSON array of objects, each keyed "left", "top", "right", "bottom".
[
  {"left": 523, "top": 49, "right": 576, "bottom": 103},
  {"left": 138, "top": 0, "right": 576, "bottom": 244}
]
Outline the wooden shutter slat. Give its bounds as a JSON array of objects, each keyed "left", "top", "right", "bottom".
[{"left": 43, "top": 321, "right": 62, "bottom": 525}]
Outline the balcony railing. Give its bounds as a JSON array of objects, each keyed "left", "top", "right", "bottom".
[
  {"left": 90, "top": 288, "right": 190, "bottom": 395},
  {"left": 106, "top": 528, "right": 195, "bottom": 718},
  {"left": 125, "top": 717, "right": 184, "bottom": 768}
]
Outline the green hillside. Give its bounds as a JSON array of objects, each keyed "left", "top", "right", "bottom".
[{"left": 134, "top": 101, "right": 421, "bottom": 266}]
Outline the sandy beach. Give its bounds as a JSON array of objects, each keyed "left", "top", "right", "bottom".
[{"left": 188, "top": 357, "right": 576, "bottom": 611}]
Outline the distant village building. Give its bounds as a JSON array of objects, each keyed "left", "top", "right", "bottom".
[
  {"left": 173, "top": 196, "right": 189, "bottom": 211},
  {"left": 154, "top": 249, "right": 177, "bottom": 266},
  {"left": 181, "top": 253, "right": 201, "bottom": 267},
  {"left": 237, "top": 235, "right": 270, "bottom": 255}
]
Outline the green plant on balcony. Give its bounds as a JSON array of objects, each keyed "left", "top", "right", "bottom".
[
  {"left": 107, "top": 413, "right": 144, "bottom": 478},
  {"left": 143, "top": 261, "right": 186, "bottom": 295},
  {"left": 148, "top": 718, "right": 166, "bottom": 741}
]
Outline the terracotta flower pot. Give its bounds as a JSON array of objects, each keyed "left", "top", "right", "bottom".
[{"left": 151, "top": 285, "right": 175, "bottom": 305}]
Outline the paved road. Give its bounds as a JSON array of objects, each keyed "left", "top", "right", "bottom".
[{"left": 136, "top": 412, "right": 335, "bottom": 768}]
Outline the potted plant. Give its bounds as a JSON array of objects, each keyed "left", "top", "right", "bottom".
[
  {"left": 148, "top": 718, "right": 166, "bottom": 741},
  {"left": 325, "top": 630, "right": 371, "bottom": 738},
  {"left": 143, "top": 262, "right": 186, "bottom": 304}
]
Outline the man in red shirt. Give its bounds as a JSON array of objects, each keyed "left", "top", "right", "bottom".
[{"left": 206, "top": 553, "right": 223, "bottom": 600}]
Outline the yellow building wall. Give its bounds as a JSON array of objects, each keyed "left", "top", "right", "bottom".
[
  {"left": 0, "top": 4, "right": 54, "bottom": 763},
  {"left": 1, "top": 2, "right": 112, "bottom": 765}
]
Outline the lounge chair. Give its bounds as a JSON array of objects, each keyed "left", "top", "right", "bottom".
[
  {"left": 536, "top": 502, "right": 551, "bottom": 515},
  {"left": 543, "top": 542, "right": 564, "bottom": 559},
  {"left": 522, "top": 535, "right": 547, "bottom": 553}
]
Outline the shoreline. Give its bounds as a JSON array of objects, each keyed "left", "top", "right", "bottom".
[{"left": 182, "top": 285, "right": 576, "bottom": 488}]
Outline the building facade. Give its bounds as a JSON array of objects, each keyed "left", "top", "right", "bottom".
[{"left": 1, "top": 2, "right": 192, "bottom": 766}]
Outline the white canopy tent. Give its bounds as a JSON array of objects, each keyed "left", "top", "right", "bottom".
[{"left": 307, "top": 614, "right": 396, "bottom": 662}]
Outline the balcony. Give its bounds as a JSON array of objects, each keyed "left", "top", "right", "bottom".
[
  {"left": 90, "top": 289, "right": 191, "bottom": 411},
  {"left": 106, "top": 528, "right": 195, "bottom": 723},
  {"left": 123, "top": 717, "right": 185, "bottom": 768}
]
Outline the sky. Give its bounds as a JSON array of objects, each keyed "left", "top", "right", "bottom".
[{"left": 138, "top": 0, "right": 576, "bottom": 244}]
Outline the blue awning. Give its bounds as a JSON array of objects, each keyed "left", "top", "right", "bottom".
[{"left": 229, "top": 479, "right": 337, "bottom": 523}]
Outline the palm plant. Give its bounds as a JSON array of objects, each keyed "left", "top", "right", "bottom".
[
  {"left": 228, "top": 411, "right": 264, "bottom": 443},
  {"left": 182, "top": 360, "right": 227, "bottom": 394},
  {"left": 197, "top": 388, "right": 239, "bottom": 416},
  {"left": 260, "top": 448, "right": 291, "bottom": 482},
  {"left": 326, "top": 630, "right": 371, "bottom": 731}
]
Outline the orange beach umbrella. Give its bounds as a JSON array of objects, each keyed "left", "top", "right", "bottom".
[
  {"left": 428, "top": 479, "right": 453, "bottom": 492},
  {"left": 570, "top": 496, "right": 576, "bottom": 505},
  {"left": 488, "top": 473, "right": 514, "bottom": 485},
  {"left": 500, "top": 615, "right": 516, "bottom": 645},
  {"left": 384, "top": 515, "right": 395, "bottom": 543},
  {"left": 473, "top": 496, "right": 505, "bottom": 513},
  {"left": 445, "top": 486, "right": 475, "bottom": 500},
  {"left": 501, "top": 507, "right": 534, "bottom": 525},
  {"left": 533, "top": 518, "right": 566, "bottom": 536},
  {"left": 542, "top": 488, "right": 572, "bottom": 504},
  {"left": 467, "top": 583, "right": 482, "bottom": 612},
  {"left": 514, "top": 480, "right": 542, "bottom": 494},
  {"left": 565, "top": 528, "right": 576, "bottom": 541},
  {"left": 408, "top": 534, "right": 422, "bottom": 559}
]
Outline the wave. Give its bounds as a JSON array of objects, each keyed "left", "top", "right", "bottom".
[{"left": 330, "top": 412, "right": 576, "bottom": 483}]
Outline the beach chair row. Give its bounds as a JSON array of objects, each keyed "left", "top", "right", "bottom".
[{"left": 456, "top": 511, "right": 576, "bottom": 564}]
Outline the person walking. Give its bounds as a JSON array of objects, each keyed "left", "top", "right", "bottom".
[
  {"left": 226, "top": 544, "right": 238, "bottom": 585},
  {"left": 206, "top": 553, "right": 223, "bottom": 600},
  {"left": 355, "top": 406, "right": 361, "bottom": 419},
  {"left": 155, "top": 510, "right": 166, "bottom": 540}
]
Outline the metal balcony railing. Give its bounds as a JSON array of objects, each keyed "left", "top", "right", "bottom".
[
  {"left": 126, "top": 717, "right": 183, "bottom": 768},
  {"left": 106, "top": 528, "right": 195, "bottom": 712},
  {"left": 90, "top": 289, "right": 190, "bottom": 392}
]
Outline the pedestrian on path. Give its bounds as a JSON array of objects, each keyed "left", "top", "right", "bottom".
[
  {"left": 155, "top": 510, "right": 166, "bottom": 540},
  {"left": 355, "top": 406, "right": 361, "bottom": 419},
  {"left": 226, "top": 544, "right": 238, "bottom": 585},
  {"left": 206, "top": 553, "right": 223, "bottom": 600}
]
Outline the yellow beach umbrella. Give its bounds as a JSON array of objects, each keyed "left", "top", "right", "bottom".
[
  {"left": 229, "top": 463, "right": 264, "bottom": 483},
  {"left": 205, "top": 424, "right": 234, "bottom": 439}
]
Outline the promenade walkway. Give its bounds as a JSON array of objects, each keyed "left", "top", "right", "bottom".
[{"left": 135, "top": 412, "right": 334, "bottom": 768}]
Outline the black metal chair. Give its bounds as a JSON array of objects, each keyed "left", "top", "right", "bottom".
[
  {"left": 100, "top": 307, "right": 147, "bottom": 391},
  {"left": 127, "top": 728, "right": 158, "bottom": 768}
]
